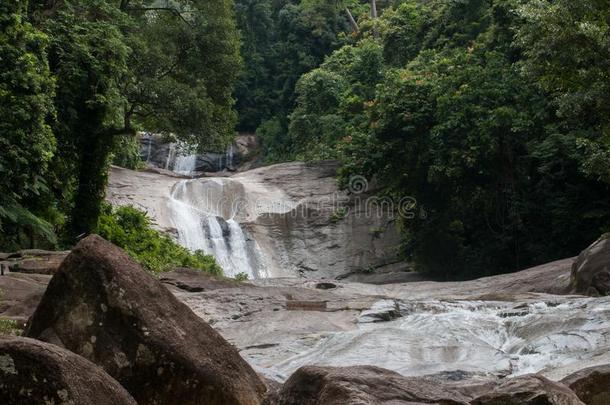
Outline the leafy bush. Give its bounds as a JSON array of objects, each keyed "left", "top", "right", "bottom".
[
  {"left": 112, "top": 135, "right": 144, "bottom": 170},
  {"left": 96, "top": 203, "right": 222, "bottom": 276},
  {"left": 0, "top": 319, "right": 21, "bottom": 336},
  {"left": 234, "top": 272, "right": 249, "bottom": 282}
]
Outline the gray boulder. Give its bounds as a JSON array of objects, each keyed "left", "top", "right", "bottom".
[
  {"left": 270, "top": 365, "right": 473, "bottom": 405},
  {"left": 570, "top": 234, "right": 610, "bottom": 296},
  {"left": 470, "top": 374, "right": 584, "bottom": 405},
  {"left": 25, "top": 235, "right": 267, "bottom": 405},
  {"left": 0, "top": 336, "right": 136, "bottom": 405},
  {"left": 561, "top": 364, "right": 610, "bottom": 405}
]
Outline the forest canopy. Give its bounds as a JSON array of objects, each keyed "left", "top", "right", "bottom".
[
  {"left": 236, "top": 0, "right": 610, "bottom": 279},
  {"left": 0, "top": 0, "right": 240, "bottom": 249},
  {"left": 2, "top": 0, "right": 610, "bottom": 280}
]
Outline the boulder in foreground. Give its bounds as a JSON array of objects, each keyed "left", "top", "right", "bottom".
[
  {"left": 470, "top": 374, "right": 584, "bottom": 405},
  {"left": 570, "top": 234, "right": 610, "bottom": 296},
  {"left": 561, "top": 364, "right": 610, "bottom": 405},
  {"left": 270, "top": 365, "right": 473, "bottom": 405},
  {"left": 0, "top": 336, "right": 136, "bottom": 405},
  {"left": 25, "top": 234, "right": 266, "bottom": 405}
]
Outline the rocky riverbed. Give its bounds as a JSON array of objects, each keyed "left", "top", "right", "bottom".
[{"left": 1, "top": 235, "right": 610, "bottom": 404}]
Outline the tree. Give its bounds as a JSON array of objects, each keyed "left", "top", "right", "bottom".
[
  {"left": 517, "top": 0, "right": 610, "bottom": 181},
  {"left": 29, "top": 0, "right": 241, "bottom": 239},
  {"left": 0, "top": 0, "right": 57, "bottom": 249}
]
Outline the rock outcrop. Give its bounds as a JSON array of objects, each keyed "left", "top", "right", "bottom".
[
  {"left": 0, "top": 273, "right": 50, "bottom": 327},
  {"left": 24, "top": 235, "right": 267, "bottom": 405},
  {"left": 269, "top": 365, "right": 475, "bottom": 405},
  {"left": 570, "top": 234, "right": 610, "bottom": 296},
  {"left": 108, "top": 161, "right": 404, "bottom": 279},
  {"left": 0, "top": 336, "right": 137, "bottom": 405},
  {"left": 0, "top": 249, "right": 68, "bottom": 275},
  {"left": 561, "top": 364, "right": 610, "bottom": 405},
  {"left": 470, "top": 375, "right": 584, "bottom": 405}
]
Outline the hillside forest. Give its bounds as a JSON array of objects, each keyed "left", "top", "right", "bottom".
[{"left": 2, "top": 0, "right": 610, "bottom": 279}]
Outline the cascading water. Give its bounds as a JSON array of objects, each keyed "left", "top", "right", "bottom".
[
  {"left": 168, "top": 175, "right": 265, "bottom": 279},
  {"left": 260, "top": 297, "right": 610, "bottom": 381},
  {"left": 173, "top": 153, "right": 198, "bottom": 175}
]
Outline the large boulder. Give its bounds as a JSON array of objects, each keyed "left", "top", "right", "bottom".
[
  {"left": 470, "top": 374, "right": 584, "bottom": 405},
  {"left": 561, "top": 364, "right": 610, "bottom": 405},
  {"left": 24, "top": 235, "right": 266, "bottom": 405},
  {"left": 269, "top": 365, "right": 474, "bottom": 405},
  {"left": 0, "top": 336, "right": 136, "bottom": 405},
  {"left": 570, "top": 235, "right": 610, "bottom": 296}
]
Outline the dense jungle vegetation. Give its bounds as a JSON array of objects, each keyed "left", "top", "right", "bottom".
[
  {"left": 2, "top": 0, "right": 610, "bottom": 279},
  {"left": 236, "top": 0, "right": 610, "bottom": 279}
]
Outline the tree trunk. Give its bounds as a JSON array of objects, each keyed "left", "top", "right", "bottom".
[
  {"left": 69, "top": 136, "right": 115, "bottom": 240},
  {"left": 370, "top": 0, "right": 379, "bottom": 38},
  {"left": 345, "top": 7, "right": 359, "bottom": 33}
]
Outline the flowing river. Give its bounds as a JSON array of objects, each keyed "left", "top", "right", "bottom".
[{"left": 108, "top": 156, "right": 610, "bottom": 384}]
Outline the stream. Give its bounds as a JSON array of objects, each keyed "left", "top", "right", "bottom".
[{"left": 108, "top": 151, "right": 610, "bottom": 384}]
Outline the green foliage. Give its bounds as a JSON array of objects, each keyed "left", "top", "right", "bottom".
[
  {"left": 1, "top": 0, "right": 241, "bottom": 249},
  {"left": 330, "top": 207, "right": 348, "bottom": 223},
  {"left": 235, "top": 0, "right": 353, "bottom": 161},
  {"left": 112, "top": 135, "right": 144, "bottom": 170},
  {"left": 234, "top": 272, "right": 249, "bottom": 282},
  {"left": 0, "top": 290, "right": 22, "bottom": 335},
  {"left": 0, "top": 319, "right": 21, "bottom": 336},
  {"left": 517, "top": 0, "right": 610, "bottom": 181},
  {"left": 96, "top": 203, "right": 222, "bottom": 276},
  {"left": 0, "top": 1, "right": 57, "bottom": 250},
  {"left": 286, "top": 0, "right": 610, "bottom": 279}
]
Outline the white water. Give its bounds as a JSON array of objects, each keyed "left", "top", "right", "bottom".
[
  {"left": 168, "top": 176, "right": 264, "bottom": 279},
  {"left": 173, "top": 153, "right": 198, "bottom": 175},
  {"left": 261, "top": 297, "right": 610, "bottom": 381}
]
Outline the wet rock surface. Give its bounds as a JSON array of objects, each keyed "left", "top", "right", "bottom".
[
  {"left": 166, "top": 257, "right": 610, "bottom": 384},
  {"left": 561, "top": 364, "right": 610, "bottom": 405},
  {"left": 571, "top": 234, "right": 610, "bottom": 296},
  {"left": 108, "top": 161, "right": 404, "bottom": 279},
  {"left": 0, "top": 336, "right": 137, "bottom": 405},
  {"left": 24, "top": 235, "right": 267, "bottom": 405}
]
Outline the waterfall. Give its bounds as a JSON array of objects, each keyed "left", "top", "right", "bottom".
[
  {"left": 168, "top": 178, "right": 263, "bottom": 279},
  {"left": 173, "top": 154, "right": 197, "bottom": 175},
  {"left": 165, "top": 143, "right": 176, "bottom": 170},
  {"left": 227, "top": 144, "right": 235, "bottom": 169}
]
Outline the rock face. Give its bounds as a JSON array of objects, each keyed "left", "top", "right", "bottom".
[
  {"left": 561, "top": 364, "right": 610, "bottom": 405},
  {"left": 269, "top": 365, "right": 474, "bottom": 405},
  {"left": 109, "top": 161, "right": 404, "bottom": 279},
  {"left": 0, "top": 273, "right": 50, "bottom": 327},
  {"left": 470, "top": 375, "right": 584, "bottom": 405},
  {"left": 570, "top": 234, "right": 610, "bottom": 296},
  {"left": 24, "top": 235, "right": 267, "bottom": 405},
  {"left": 0, "top": 249, "right": 69, "bottom": 275},
  {"left": 139, "top": 133, "right": 259, "bottom": 173},
  {"left": 0, "top": 336, "right": 137, "bottom": 405}
]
